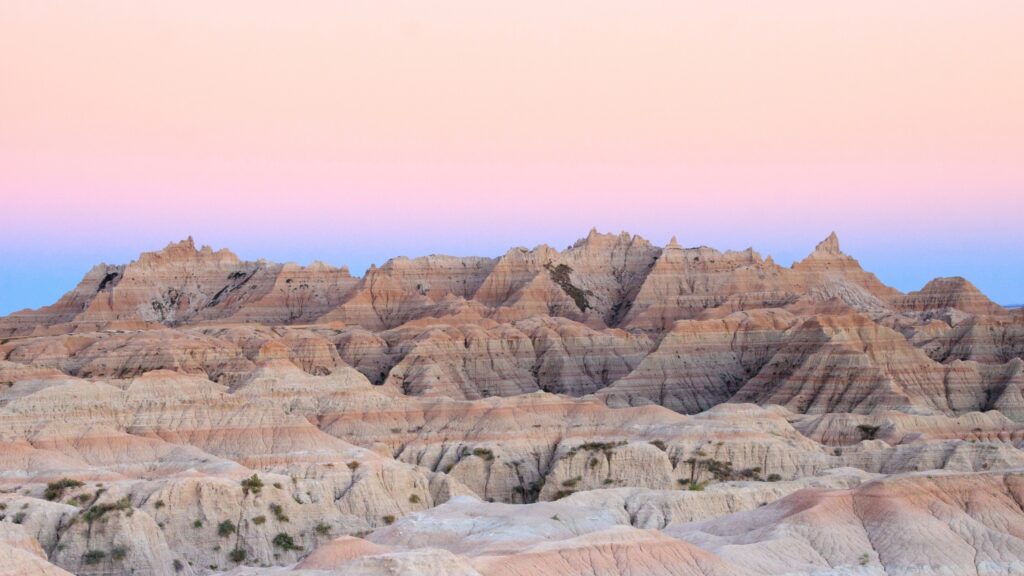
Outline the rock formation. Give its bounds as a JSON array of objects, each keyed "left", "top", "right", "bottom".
[{"left": 0, "top": 230, "right": 1021, "bottom": 575}]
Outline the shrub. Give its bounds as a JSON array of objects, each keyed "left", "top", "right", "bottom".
[
  {"left": 553, "top": 490, "right": 575, "bottom": 500},
  {"left": 193, "top": 520, "right": 203, "bottom": 528},
  {"left": 252, "top": 515, "right": 266, "bottom": 525},
  {"left": 111, "top": 547, "right": 127, "bottom": 561},
  {"left": 689, "top": 482, "right": 706, "bottom": 491},
  {"left": 230, "top": 548, "right": 247, "bottom": 563},
  {"left": 83, "top": 497, "right": 131, "bottom": 524},
  {"left": 12, "top": 512, "right": 26, "bottom": 524},
  {"left": 382, "top": 515, "right": 396, "bottom": 525},
  {"left": 588, "top": 457, "right": 600, "bottom": 469},
  {"left": 83, "top": 550, "right": 106, "bottom": 564},
  {"left": 472, "top": 448, "right": 495, "bottom": 461},
  {"left": 273, "top": 482, "right": 283, "bottom": 489},
  {"left": 347, "top": 461, "right": 360, "bottom": 470},
  {"left": 269, "top": 503, "right": 289, "bottom": 522},
  {"left": 153, "top": 499, "right": 165, "bottom": 509},
  {"left": 314, "top": 522, "right": 331, "bottom": 535},
  {"left": 44, "top": 478, "right": 84, "bottom": 501},
  {"left": 408, "top": 494, "right": 421, "bottom": 504},
  {"left": 856, "top": 424, "right": 881, "bottom": 441},
  {"left": 241, "top": 474, "right": 264, "bottom": 495},
  {"left": 172, "top": 559, "right": 184, "bottom": 572},
  {"left": 272, "top": 532, "right": 302, "bottom": 551},
  {"left": 561, "top": 476, "right": 581, "bottom": 488},
  {"left": 218, "top": 520, "right": 236, "bottom": 537},
  {"left": 767, "top": 473, "right": 782, "bottom": 482}
]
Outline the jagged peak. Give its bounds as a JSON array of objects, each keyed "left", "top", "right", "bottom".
[
  {"left": 666, "top": 236, "right": 681, "bottom": 249},
  {"left": 569, "top": 228, "right": 652, "bottom": 251},
  {"left": 134, "top": 237, "right": 240, "bottom": 266},
  {"left": 813, "top": 232, "right": 842, "bottom": 256}
]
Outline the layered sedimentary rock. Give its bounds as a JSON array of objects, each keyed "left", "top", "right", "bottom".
[{"left": 1, "top": 230, "right": 1023, "bottom": 575}]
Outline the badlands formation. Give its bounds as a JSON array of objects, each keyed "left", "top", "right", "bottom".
[{"left": 0, "top": 230, "right": 1023, "bottom": 575}]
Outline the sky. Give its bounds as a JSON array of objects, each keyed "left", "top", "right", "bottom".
[{"left": 1, "top": 1, "right": 1022, "bottom": 315}]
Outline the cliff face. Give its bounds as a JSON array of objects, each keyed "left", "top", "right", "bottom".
[{"left": 1, "top": 230, "right": 1022, "bottom": 576}]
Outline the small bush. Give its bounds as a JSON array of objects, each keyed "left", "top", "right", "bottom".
[
  {"left": 767, "top": 473, "right": 782, "bottom": 482},
  {"left": 193, "top": 520, "right": 203, "bottom": 528},
  {"left": 856, "top": 424, "right": 881, "bottom": 441},
  {"left": 553, "top": 490, "right": 575, "bottom": 500},
  {"left": 83, "top": 497, "right": 132, "bottom": 524},
  {"left": 13, "top": 512, "right": 26, "bottom": 524},
  {"left": 561, "top": 476, "right": 581, "bottom": 488},
  {"left": 273, "top": 482, "right": 283, "bottom": 489},
  {"left": 272, "top": 532, "right": 302, "bottom": 551},
  {"left": 218, "top": 520, "right": 236, "bottom": 537},
  {"left": 314, "top": 522, "right": 331, "bottom": 535},
  {"left": 44, "top": 478, "right": 84, "bottom": 501},
  {"left": 241, "top": 474, "right": 264, "bottom": 496},
  {"left": 382, "top": 515, "right": 396, "bottom": 525},
  {"left": 689, "top": 482, "right": 706, "bottom": 491},
  {"left": 153, "top": 499, "right": 165, "bottom": 509},
  {"left": 230, "top": 548, "right": 247, "bottom": 563},
  {"left": 472, "top": 448, "right": 495, "bottom": 461},
  {"left": 83, "top": 550, "right": 106, "bottom": 564},
  {"left": 347, "top": 461, "right": 360, "bottom": 470},
  {"left": 252, "top": 515, "right": 266, "bottom": 525},
  {"left": 111, "top": 547, "right": 127, "bottom": 561},
  {"left": 408, "top": 494, "right": 421, "bottom": 504},
  {"left": 269, "top": 503, "right": 289, "bottom": 522},
  {"left": 173, "top": 559, "right": 184, "bottom": 572}
]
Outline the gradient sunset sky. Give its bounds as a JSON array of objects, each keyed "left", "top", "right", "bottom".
[{"left": 1, "top": 1, "right": 1022, "bottom": 314}]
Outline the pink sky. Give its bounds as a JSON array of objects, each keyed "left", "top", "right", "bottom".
[{"left": 1, "top": 1, "right": 1022, "bottom": 312}]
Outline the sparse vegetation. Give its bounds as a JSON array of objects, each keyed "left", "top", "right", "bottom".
[
  {"left": 270, "top": 503, "right": 289, "bottom": 522},
  {"left": 767, "top": 473, "right": 782, "bottom": 482},
  {"left": 545, "top": 262, "right": 592, "bottom": 311},
  {"left": 857, "top": 424, "right": 881, "bottom": 441},
  {"left": 44, "top": 478, "right": 84, "bottom": 501},
  {"left": 252, "top": 515, "right": 266, "bottom": 525},
  {"left": 859, "top": 553, "right": 871, "bottom": 566},
  {"left": 241, "top": 474, "right": 264, "bottom": 495},
  {"left": 472, "top": 447, "right": 495, "bottom": 461},
  {"left": 561, "top": 476, "right": 581, "bottom": 488},
  {"left": 193, "top": 520, "right": 203, "bottom": 528},
  {"left": 689, "top": 482, "right": 706, "bottom": 491},
  {"left": 272, "top": 532, "right": 302, "bottom": 551},
  {"left": 83, "top": 497, "right": 131, "bottom": 524},
  {"left": 408, "top": 494, "right": 421, "bottom": 504},
  {"left": 230, "top": 548, "right": 247, "bottom": 562},
  {"left": 315, "top": 522, "right": 331, "bottom": 535},
  {"left": 347, "top": 460, "right": 360, "bottom": 470},
  {"left": 382, "top": 514, "right": 396, "bottom": 525},
  {"left": 218, "top": 520, "right": 236, "bottom": 537},
  {"left": 154, "top": 499, "right": 165, "bottom": 509},
  {"left": 273, "top": 482, "right": 283, "bottom": 489},
  {"left": 553, "top": 490, "right": 575, "bottom": 500},
  {"left": 13, "top": 511, "right": 26, "bottom": 524},
  {"left": 173, "top": 559, "right": 184, "bottom": 572},
  {"left": 83, "top": 550, "right": 106, "bottom": 564},
  {"left": 111, "top": 546, "right": 127, "bottom": 561}
]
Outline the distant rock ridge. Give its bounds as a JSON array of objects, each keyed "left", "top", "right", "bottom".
[{"left": 6, "top": 229, "right": 996, "bottom": 338}]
